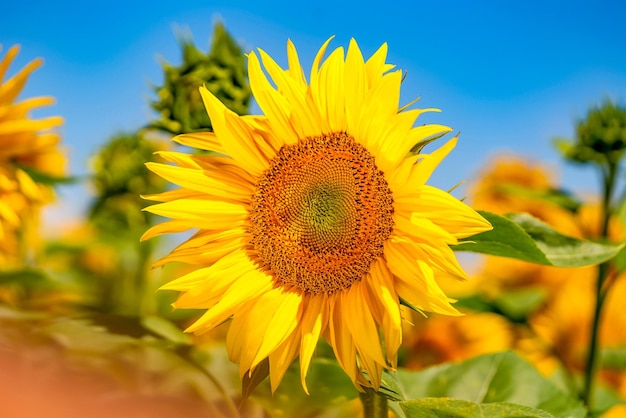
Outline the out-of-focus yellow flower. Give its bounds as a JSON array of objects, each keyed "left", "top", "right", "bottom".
[
  {"left": 0, "top": 45, "right": 65, "bottom": 265},
  {"left": 602, "top": 404, "right": 626, "bottom": 418},
  {"left": 143, "top": 37, "right": 492, "bottom": 393},
  {"left": 401, "top": 310, "right": 514, "bottom": 369},
  {"left": 530, "top": 271, "right": 626, "bottom": 387}
]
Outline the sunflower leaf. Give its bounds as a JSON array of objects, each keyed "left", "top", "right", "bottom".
[
  {"left": 241, "top": 358, "right": 270, "bottom": 402},
  {"left": 391, "top": 351, "right": 586, "bottom": 418},
  {"left": 399, "top": 398, "right": 555, "bottom": 418},
  {"left": 16, "top": 164, "right": 79, "bottom": 185},
  {"left": 451, "top": 211, "right": 623, "bottom": 267},
  {"left": 497, "top": 183, "right": 582, "bottom": 212}
]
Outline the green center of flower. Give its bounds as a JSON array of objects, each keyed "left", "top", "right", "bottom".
[{"left": 249, "top": 132, "right": 394, "bottom": 295}]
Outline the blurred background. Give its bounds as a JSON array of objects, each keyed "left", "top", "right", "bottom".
[{"left": 2, "top": 0, "right": 626, "bottom": 226}]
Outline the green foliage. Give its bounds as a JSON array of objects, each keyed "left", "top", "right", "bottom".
[
  {"left": 389, "top": 351, "right": 586, "bottom": 418},
  {"left": 455, "top": 288, "right": 547, "bottom": 323},
  {"left": 496, "top": 183, "right": 582, "bottom": 212},
  {"left": 555, "top": 100, "right": 626, "bottom": 165},
  {"left": 89, "top": 130, "right": 166, "bottom": 236},
  {"left": 15, "top": 163, "right": 78, "bottom": 186},
  {"left": 400, "top": 398, "right": 554, "bottom": 418},
  {"left": 452, "top": 211, "right": 623, "bottom": 267},
  {"left": 149, "top": 22, "right": 251, "bottom": 135}
]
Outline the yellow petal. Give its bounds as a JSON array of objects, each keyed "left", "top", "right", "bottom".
[
  {"left": 199, "top": 86, "right": 269, "bottom": 176},
  {"left": 184, "top": 267, "right": 273, "bottom": 333},
  {"left": 355, "top": 70, "right": 402, "bottom": 152},
  {"left": 343, "top": 39, "right": 368, "bottom": 135},
  {"left": 299, "top": 294, "right": 328, "bottom": 394},
  {"left": 145, "top": 162, "right": 253, "bottom": 203},
  {"left": 343, "top": 282, "right": 386, "bottom": 367},
  {"left": 368, "top": 259, "right": 402, "bottom": 365},
  {"left": 316, "top": 46, "right": 346, "bottom": 132},
  {"left": 173, "top": 132, "right": 223, "bottom": 153},
  {"left": 405, "top": 185, "right": 493, "bottom": 238},
  {"left": 286, "top": 39, "right": 306, "bottom": 87},
  {"left": 248, "top": 51, "right": 299, "bottom": 146},
  {"left": 144, "top": 198, "right": 247, "bottom": 229},
  {"left": 257, "top": 48, "right": 321, "bottom": 138},
  {"left": 268, "top": 329, "right": 301, "bottom": 393},
  {"left": 0, "top": 45, "right": 20, "bottom": 84},
  {"left": 384, "top": 240, "right": 461, "bottom": 316},
  {"left": 0, "top": 57, "right": 42, "bottom": 105},
  {"left": 246, "top": 288, "right": 302, "bottom": 372},
  {"left": 327, "top": 293, "right": 358, "bottom": 383}
]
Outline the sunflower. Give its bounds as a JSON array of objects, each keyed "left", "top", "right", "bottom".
[
  {"left": 143, "top": 38, "right": 491, "bottom": 392},
  {"left": 0, "top": 44, "right": 65, "bottom": 262}
]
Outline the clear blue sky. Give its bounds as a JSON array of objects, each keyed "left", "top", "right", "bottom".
[{"left": 2, "top": 0, "right": 626, "bottom": 224}]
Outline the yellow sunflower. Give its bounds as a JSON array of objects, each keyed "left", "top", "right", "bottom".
[
  {"left": 0, "top": 44, "right": 65, "bottom": 261},
  {"left": 143, "top": 38, "right": 491, "bottom": 392}
]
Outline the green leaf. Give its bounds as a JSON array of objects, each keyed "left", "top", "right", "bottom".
[
  {"left": 16, "top": 164, "right": 79, "bottom": 185},
  {"left": 140, "top": 315, "right": 191, "bottom": 345},
  {"left": 613, "top": 246, "right": 626, "bottom": 272},
  {"left": 452, "top": 211, "right": 623, "bottom": 267},
  {"left": 497, "top": 183, "right": 581, "bottom": 212},
  {"left": 455, "top": 288, "right": 547, "bottom": 323},
  {"left": 491, "top": 288, "right": 548, "bottom": 322},
  {"left": 0, "top": 268, "right": 51, "bottom": 286},
  {"left": 241, "top": 358, "right": 270, "bottom": 402},
  {"left": 400, "top": 398, "right": 554, "bottom": 418},
  {"left": 601, "top": 347, "right": 626, "bottom": 370},
  {"left": 392, "top": 351, "right": 586, "bottom": 418}
]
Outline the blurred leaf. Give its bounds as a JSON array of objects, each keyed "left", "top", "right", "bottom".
[
  {"left": 600, "top": 347, "right": 626, "bottom": 370},
  {"left": 16, "top": 164, "right": 79, "bottom": 185},
  {"left": 140, "top": 315, "right": 191, "bottom": 345},
  {"left": 491, "top": 288, "right": 547, "bottom": 322},
  {"left": 455, "top": 288, "right": 547, "bottom": 323},
  {"left": 613, "top": 246, "right": 626, "bottom": 273},
  {"left": 0, "top": 268, "right": 51, "bottom": 286},
  {"left": 252, "top": 358, "right": 359, "bottom": 418},
  {"left": 392, "top": 351, "right": 586, "bottom": 418},
  {"left": 452, "top": 211, "right": 623, "bottom": 267},
  {"left": 0, "top": 304, "right": 47, "bottom": 320},
  {"left": 498, "top": 183, "right": 581, "bottom": 212},
  {"left": 242, "top": 358, "right": 270, "bottom": 402},
  {"left": 400, "top": 398, "right": 554, "bottom": 418}
]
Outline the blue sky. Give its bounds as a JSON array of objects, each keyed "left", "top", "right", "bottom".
[{"left": 2, "top": 0, "right": 626, "bottom": 223}]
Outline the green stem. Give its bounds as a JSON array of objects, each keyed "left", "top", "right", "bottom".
[
  {"left": 581, "top": 160, "right": 617, "bottom": 408},
  {"left": 360, "top": 388, "right": 388, "bottom": 418}
]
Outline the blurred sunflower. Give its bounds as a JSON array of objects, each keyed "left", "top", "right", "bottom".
[
  {"left": 528, "top": 265, "right": 626, "bottom": 385},
  {"left": 143, "top": 38, "right": 491, "bottom": 392},
  {"left": 401, "top": 310, "right": 514, "bottom": 370},
  {"left": 0, "top": 45, "right": 65, "bottom": 264}
]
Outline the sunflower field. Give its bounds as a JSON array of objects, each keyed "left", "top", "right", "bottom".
[{"left": 2, "top": 21, "right": 626, "bottom": 418}]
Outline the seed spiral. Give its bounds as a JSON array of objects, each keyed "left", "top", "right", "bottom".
[{"left": 249, "top": 132, "right": 394, "bottom": 294}]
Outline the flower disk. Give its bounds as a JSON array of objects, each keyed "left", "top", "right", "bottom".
[{"left": 249, "top": 132, "right": 394, "bottom": 295}]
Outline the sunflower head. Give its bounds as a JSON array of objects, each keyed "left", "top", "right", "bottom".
[
  {"left": 143, "top": 37, "right": 491, "bottom": 393},
  {"left": 0, "top": 45, "right": 65, "bottom": 264}
]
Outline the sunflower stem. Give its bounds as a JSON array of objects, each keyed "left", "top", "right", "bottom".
[
  {"left": 581, "top": 159, "right": 618, "bottom": 409},
  {"left": 360, "top": 388, "right": 388, "bottom": 418}
]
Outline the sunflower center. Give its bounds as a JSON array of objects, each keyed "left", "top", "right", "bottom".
[{"left": 249, "top": 132, "right": 394, "bottom": 295}]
